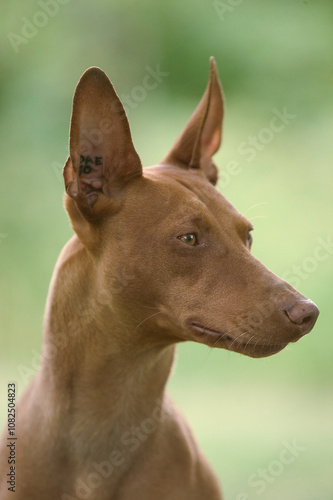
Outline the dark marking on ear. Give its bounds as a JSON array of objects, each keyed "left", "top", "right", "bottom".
[
  {"left": 78, "top": 155, "right": 106, "bottom": 202},
  {"left": 64, "top": 67, "right": 142, "bottom": 217}
]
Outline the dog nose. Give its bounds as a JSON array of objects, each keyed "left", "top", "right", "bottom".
[{"left": 284, "top": 299, "right": 319, "bottom": 335}]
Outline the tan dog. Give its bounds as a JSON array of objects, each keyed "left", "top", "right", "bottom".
[{"left": 0, "top": 58, "right": 319, "bottom": 499}]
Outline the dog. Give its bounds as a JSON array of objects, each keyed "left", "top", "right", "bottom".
[{"left": 0, "top": 57, "right": 319, "bottom": 499}]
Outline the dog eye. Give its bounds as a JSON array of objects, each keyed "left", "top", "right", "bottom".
[
  {"left": 247, "top": 230, "right": 253, "bottom": 248},
  {"left": 178, "top": 234, "right": 197, "bottom": 246}
]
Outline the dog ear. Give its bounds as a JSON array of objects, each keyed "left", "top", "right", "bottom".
[
  {"left": 163, "top": 57, "right": 224, "bottom": 185},
  {"left": 64, "top": 67, "right": 142, "bottom": 222}
]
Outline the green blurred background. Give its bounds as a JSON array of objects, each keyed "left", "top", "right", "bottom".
[{"left": 1, "top": 0, "right": 332, "bottom": 498}]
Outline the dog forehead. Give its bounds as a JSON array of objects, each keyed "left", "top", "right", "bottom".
[
  {"left": 142, "top": 164, "right": 244, "bottom": 224},
  {"left": 143, "top": 167, "right": 204, "bottom": 206}
]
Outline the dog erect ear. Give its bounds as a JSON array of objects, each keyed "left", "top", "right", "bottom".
[
  {"left": 64, "top": 67, "right": 142, "bottom": 221},
  {"left": 163, "top": 57, "right": 224, "bottom": 185}
]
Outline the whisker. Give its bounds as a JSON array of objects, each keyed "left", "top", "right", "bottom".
[
  {"left": 227, "top": 330, "right": 251, "bottom": 351},
  {"left": 134, "top": 302, "right": 161, "bottom": 310},
  {"left": 201, "top": 324, "right": 244, "bottom": 367},
  {"left": 243, "top": 333, "right": 257, "bottom": 354},
  {"left": 211, "top": 324, "right": 244, "bottom": 350},
  {"left": 133, "top": 311, "right": 162, "bottom": 334},
  {"left": 244, "top": 202, "right": 268, "bottom": 214},
  {"left": 249, "top": 215, "right": 267, "bottom": 221}
]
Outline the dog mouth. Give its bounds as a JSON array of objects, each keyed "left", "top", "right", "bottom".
[{"left": 188, "top": 322, "right": 287, "bottom": 358}]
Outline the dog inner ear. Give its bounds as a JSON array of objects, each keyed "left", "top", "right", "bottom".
[
  {"left": 163, "top": 57, "right": 224, "bottom": 185},
  {"left": 64, "top": 67, "right": 142, "bottom": 220}
]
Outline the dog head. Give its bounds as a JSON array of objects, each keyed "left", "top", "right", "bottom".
[{"left": 63, "top": 58, "right": 319, "bottom": 358}]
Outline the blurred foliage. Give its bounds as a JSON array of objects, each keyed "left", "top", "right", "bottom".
[{"left": 0, "top": 0, "right": 332, "bottom": 498}]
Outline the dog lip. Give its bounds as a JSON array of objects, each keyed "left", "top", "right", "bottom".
[
  {"left": 188, "top": 321, "right": 288, "bottom": 357},
  {"left": 188, "top": 322, "right": 233, "bottom": 342}
]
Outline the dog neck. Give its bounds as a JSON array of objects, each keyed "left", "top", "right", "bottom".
[{"left": 39, "top": 236, "right": 175, "bottom": 455}]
